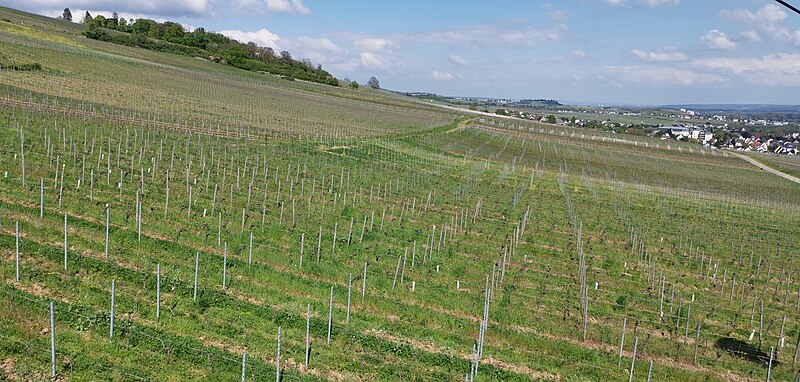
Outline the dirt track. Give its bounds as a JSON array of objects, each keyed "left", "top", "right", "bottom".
[{"left": 730, "top": 152, "right": 800, "bottom": 185}]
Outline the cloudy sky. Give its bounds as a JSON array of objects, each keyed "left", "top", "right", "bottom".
[{"left": 9, "top": 0, "right": 800, "bottom": 104}]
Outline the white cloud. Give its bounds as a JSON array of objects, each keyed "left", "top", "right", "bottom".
[
  {"left": 631, "top": 49, "right": 687, "bottom": 62},
  {"left": 359, "top": 52, "right": 385, "bottom": 69},
  {"left": 570, "top": 50, "right": 587, "bottom": 60},
  {"left": 355, "top": 38, "right": 396, "bottom": 52},
  {"left": 296, "top": 36, "right": 342, "bottom": 53},
  {"left": 232, "top": 0, "right": 310, "bottom": 15},
  {"left": 219, "top": 28, "right": 281, "bottom": 50},
  {"left": 721, "top": 4, "right": 786, "bottom": 29},
  {"left": 386, "top": 21, "right": 568, "bottom": 47},
  {"left": 290, "top": 0, "right": 310, "bottom": 15},
  {"left": 693, "top": 53, "right": 800, "bottom": 86},
  {"left": 605, "top": 65, "right": 726, "bottom": 86},
  {"left": 547, "top": 10, "right": 567, "bottom": 22},
  {"left": 740, "top": 30, "right": 762, "bottom": 42},
  {"left": 432, "top": 71, "right": 454, "bottom": 80},
  {"left": 338, "top": 37, "right": 399, "bottom": 71},
  {"left": 700, "top": 30, "right": 737, "bottom": 50},
  {"left": 603, "top": 0, "right": 679, "bottom": 7},
  {"left": 721, "top": 4, "right": 800, "bottom": 45},
  {"left": 640, "top": 0, "right": 678, "bottom": 6},
  {"left": 288, "top": 36, "right": 343, "bottom": 65},
  {"left": 448, "top": 54, "right": 467, "bottom": 65}
]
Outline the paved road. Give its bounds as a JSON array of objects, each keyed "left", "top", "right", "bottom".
[{"left": 730, "top": 152, "right": 800, "bottom": 185}]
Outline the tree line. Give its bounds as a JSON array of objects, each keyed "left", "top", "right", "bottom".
[{"left": 76, "top": 10, "right": 339, "bottom": 86}]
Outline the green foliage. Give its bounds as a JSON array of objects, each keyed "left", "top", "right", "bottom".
[
  {"left": 614, "top": 295, "right": 628, "bottom": 311},
  {"left": 79, "top": 15, "right": 339, "bottom": 86},
  {"left": 81, "top": 24, "right": 109, "bottom": 41},
  {"left": 0, "top": 62, "right": 41, "bottom": 71},
  {"left": 0, "top": 8, "right": 799, "bottom": 380}
]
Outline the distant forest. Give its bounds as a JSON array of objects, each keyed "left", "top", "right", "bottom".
[{"left": 79, "top": 11, "right": 339, "bottom": 86}]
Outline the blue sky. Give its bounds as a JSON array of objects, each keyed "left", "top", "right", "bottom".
[{"left": 11, "top": 0, "right": 800, "bottom": 104}]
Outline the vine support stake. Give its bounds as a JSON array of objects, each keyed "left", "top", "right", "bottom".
[
  {"left": 110, "top": 279, "right": 116, "bottom": 341},
  {"left": 241, "top": 352, "right": 246, "bottom": 382},
  {"left": 305, "top": 303, "right": 310, "bottom": 369},
  {"left": 193, "top": 252, "right": 199, "bottom": 301},
  {"left": 629, "top": 336, "right": 638, "bottom": 382},
  {"left": 276, "top": 326, "right": 282, "bottom": 382},
  {"left": 327, "top": 286, "right": 333, "bottom": 344},
  {"left": 15, "top": 221, "right": 20, "bottom": 282},
  {"left": 50, "top": 301, "right": 56, "bottom": 378},
  {"left": 63, "top": 214, "right": 68, "bottom": 271},
  {"left": 156, "top": 263, "right": 161, "bottom": 319}
]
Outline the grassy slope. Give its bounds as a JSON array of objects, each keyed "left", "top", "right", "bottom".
[{"left": 0, "top": 6, "right": 799, "bottom": 382}]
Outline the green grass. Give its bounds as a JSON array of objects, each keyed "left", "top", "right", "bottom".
[
  {"left": 745, "top": 152, "right": 800, "bottom": 179},
  {"left": 0, "top": 5, "right": 799, "bottom": 382}
]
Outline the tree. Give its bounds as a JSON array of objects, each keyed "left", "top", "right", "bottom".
[
  {"left": 107, "top": 12, "right": 119, "bottom": 28},
  {"left": 280, "top": 51, "right": 293, "bottom": 64},
  {"left": 94, "top": 15, "right": 107, "bottom": 28},
  {"left": 367, "top": 76, "right": 380, "bottom": 89},
  {"left": 82, "top": 11, "right": 92, "bottom": 24},
  {"left": 62, "top": 8, "right": 72, "bottom": 22},
  {"left": 131, "top": 19, "right": 154, "bottom": 35},
  {"left": 350, "top": 81, "right": 359, "bottom": 89}
]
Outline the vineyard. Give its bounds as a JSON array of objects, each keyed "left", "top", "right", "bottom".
[{"left": 1, "top": 6, "right": 800, "bottom": 382}]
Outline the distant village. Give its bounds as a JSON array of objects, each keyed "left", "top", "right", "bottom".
[
  {"left": 495, "top": 107, "right": 799, "bottom": 156},
  {"left": 403, "top": 92, "right": 799, "bottom": 156},
  {"left": 657, "top": 126, "right": 798, "bottom": 155}
]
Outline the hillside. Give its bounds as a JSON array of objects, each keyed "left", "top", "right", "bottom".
[{"left": 1, "top": 6, "right": 799, "bottom": 382}]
